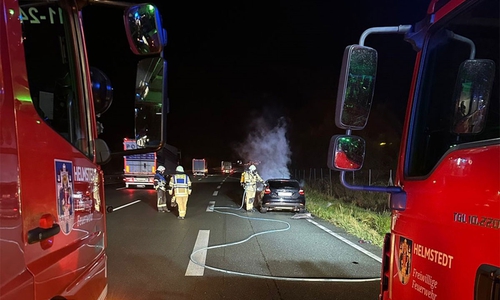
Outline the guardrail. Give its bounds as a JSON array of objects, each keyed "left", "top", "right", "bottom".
[{"left": 291, "top": 168, "right": 394, "bottom": 186}]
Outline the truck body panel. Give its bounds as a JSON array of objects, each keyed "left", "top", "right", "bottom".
[
  {"left": 123, "top": 138, "right": 156, "bottom": 188},
  {"left": 388, "top": 144, "right": 499, "bottom": 299}
]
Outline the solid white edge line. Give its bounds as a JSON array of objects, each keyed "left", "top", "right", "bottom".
[
  {"left": 112, "top": 200, "right": 141, "bottom": 211},
  {"left": 185, "top": 230, "right": 210, "bottom": 276},
  {"left": 306, "top": 219, "right": 382, "bottom": 263}
]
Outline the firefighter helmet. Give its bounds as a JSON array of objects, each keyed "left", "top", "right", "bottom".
[
  {"left": 249, "top": 164, "right": 256, "bottom": 172},
  {"left": 157, "top": 165, "right": 166, "bottom": 173},
  {"left": 176, "top": 165, "right": 184, "bottom": 173}
]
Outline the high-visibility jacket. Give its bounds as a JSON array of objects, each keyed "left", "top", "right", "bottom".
[
  {"left": 241, "top": 171, "right": 263, "bottom": 190},
  {"left": 168, "top": 173, "right": 192, "bottom": 196}
]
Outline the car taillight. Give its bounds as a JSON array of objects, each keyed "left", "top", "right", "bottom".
[
  {"left": 299, "top": 189, "right": 304, "bottom": 195},
  {"left": 264, "top": 187, "right": 271, "bottom": 194}
]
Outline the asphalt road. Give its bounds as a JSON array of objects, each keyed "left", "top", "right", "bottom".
[{"left": 103, "top": 172, "right": 383, "bottom": 300}]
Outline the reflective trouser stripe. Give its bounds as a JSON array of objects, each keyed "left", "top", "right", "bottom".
[{"left": 245, "top": 190, "right": 256, "bottom": 210}]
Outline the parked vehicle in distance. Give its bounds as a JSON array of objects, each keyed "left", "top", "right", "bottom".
[
  {"left": 123, "top": 138, "right": 157, "bottom": 188},
  {"left": 256, "top": 179, "right": 306, "bottom": 213},
  {"left": 192, "top": 158, "right": 208, "bottom": 177},
  {"left": 221, "top": 161, "right": 234, "bottom": 174}
]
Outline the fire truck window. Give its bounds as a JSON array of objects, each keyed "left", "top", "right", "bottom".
[
  {"left": 19, "top": 1, "right": 92, "bottom": 158},
  {"left": 407, "top": 0, "right": 499, "bottom": 177}
]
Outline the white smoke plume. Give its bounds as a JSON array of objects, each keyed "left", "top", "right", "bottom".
[{"left": 235, "top": 115, "right": 291, "bottom": 181}]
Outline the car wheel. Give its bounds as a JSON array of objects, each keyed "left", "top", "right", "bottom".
[
  {"left": 299, "top": 208, "right": 306, "bottom": 213},
  {"left": 260, "top": 207, "right": 267, "bottom": 213}
]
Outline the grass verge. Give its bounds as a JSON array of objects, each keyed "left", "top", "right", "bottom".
[{"left": 306, "top": 188, "right": 391, "bottom": 248}]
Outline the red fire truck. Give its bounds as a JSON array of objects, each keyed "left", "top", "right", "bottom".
[
  {"left": 0, "top": 0, "right": 166, "bottom": 299},
  {"left": 328, "top": 0, "right": 498, "bottom": 299}
]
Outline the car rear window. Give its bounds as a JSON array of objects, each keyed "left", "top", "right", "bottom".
[{"left": 268, "top": 180, "right": 299, "bottom": 189}]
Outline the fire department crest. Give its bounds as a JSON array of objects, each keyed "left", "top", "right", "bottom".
[
  {"left": 55, "top": 160, "right": 75, "bottom": 235},
  {"left": 397, "top": 236, "right": 412, "bottom": 285}
]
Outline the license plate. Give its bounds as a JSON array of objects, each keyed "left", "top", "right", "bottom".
[
  {"left": 278, "top": 192, "right": 292, "bottom": 197},
  {"left": 135, "top": 178, "right": 147, "bottom": 182}
]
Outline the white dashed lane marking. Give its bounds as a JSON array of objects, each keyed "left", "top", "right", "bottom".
[
  {"left": 111, "top": 200, "right": 141, "bottom": 211},
  {"left": 185, "top": 230, "right": 210, "bottom": 276},
  {"left": 207, "top": 201, "right": 215, "bottom": 212}
]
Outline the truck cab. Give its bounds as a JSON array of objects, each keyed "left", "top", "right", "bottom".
[{"left": 328, "top": 0, "right": 499, "bottom": 299}]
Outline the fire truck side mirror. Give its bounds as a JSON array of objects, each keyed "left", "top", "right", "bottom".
[
  {"left": 451, "top": 59, "right": 496, "bottom": 134},
  {"left": 133, "top": 57, "right": 165, "bottom": 149},
  {"left": 124, "top": 4, "right": 164, "bottom": 55},
  {"left": 327, "top": 135, "right": 365, "bottom": 171},
  {"left": 95, "top": 138, "right": 111, "bottom": 165},
  {"left": 90, "top": 67, "right": 113, "bottom": 116},
  {"left": 335, "top": 45, "right": 378, "bottom": 130}
]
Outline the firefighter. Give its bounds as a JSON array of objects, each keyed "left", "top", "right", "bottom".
[
  {"left": 168, "top": 165, "right": 192, "bottom": 219},
  {"left": 153, "top": 165, "right": 170, "bottom": 213},
  {"left": 240, "top": 164, "right": 264, "bottom": 212}
]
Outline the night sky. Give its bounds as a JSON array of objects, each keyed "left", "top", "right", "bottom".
[{"left": 83, "top": 1, "right": 430, "bottom": 172}]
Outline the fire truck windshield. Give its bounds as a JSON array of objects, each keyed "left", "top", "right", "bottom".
[
  {"left": 19, "top": 1, "right": 94, "bottom": 158},
  {"left": 406, "top": 0, "right": 499, "bottom": 177}
]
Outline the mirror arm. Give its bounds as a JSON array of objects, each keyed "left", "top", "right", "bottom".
[
  {"left": 448, "top": 31, "right": 476, "bottom": 59},
  {"left": 359, "top": 25, "right": 412, "bottom": 46},
  {"left": 162, "top": 55, "right": 168, "bottom": 141},
  {"left": 339, "top": 171, "right": 403, "bottom": 193}
]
